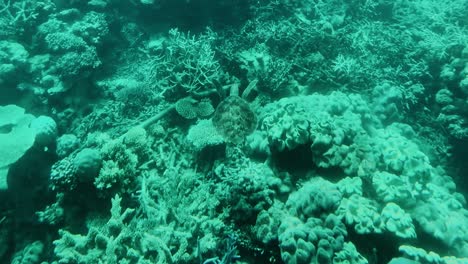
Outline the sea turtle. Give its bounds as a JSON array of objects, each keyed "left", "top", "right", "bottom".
[{"left": 212, "top": 81, "right": 258, "bottom": 145}]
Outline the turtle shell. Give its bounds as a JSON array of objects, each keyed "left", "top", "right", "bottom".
[{"left": 212, "top": 96, "right": 257, "bottom": 144}]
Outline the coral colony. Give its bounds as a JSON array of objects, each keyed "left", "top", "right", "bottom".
[{"left": 0, "top": 0, "right": 467, "bottom": 263}]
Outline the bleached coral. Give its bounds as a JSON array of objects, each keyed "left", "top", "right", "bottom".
[
  {"left": 337, "top": 194, "right": 383, "bottom": 235},
  {"left": 186, "top": 119, "right": 224, "bottom": 151},
  {"left": 381, "top": 203, "right": 416, "bottom": 239},
  {"left": 286, "top": 177, "right": 342, "bottom": 220},
  {"left": 278, "top": 214, "right": 348, "bottom": 264}
]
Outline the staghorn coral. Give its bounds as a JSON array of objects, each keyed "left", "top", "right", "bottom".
[
  {"left": 148, "top": 28, "right": 228, "bottom": 99},
  {"left": 53, "top": 194, "right": 138, "bottom": 263}
]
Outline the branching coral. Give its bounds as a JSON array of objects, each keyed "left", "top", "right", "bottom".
[
  {"left": 5, "top": 1, "right": 468, "bottom": 263},
  {"left": 148, "top": 28, "right": 228, "bottom": 99},
  {"left": 0, "top": 0, "right": 54, "bottom": 31}
]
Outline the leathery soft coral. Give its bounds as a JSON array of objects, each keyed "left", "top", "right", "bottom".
[
  {"left": 260, "top": 99, "right": 310, "bottom": 151},
  {"left": 259, "top": 91, "right": 378, "bottom": 174},
  {"left": 278, "top": 214, "right": 348, "bottom": 264},
  {"left": 259, "top": 89, "right": 468, "bottom": 257}
]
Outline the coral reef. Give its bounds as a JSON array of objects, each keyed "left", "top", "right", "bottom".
[{"left": 1, "top": 0, "right": 468, "bottom": 263}]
